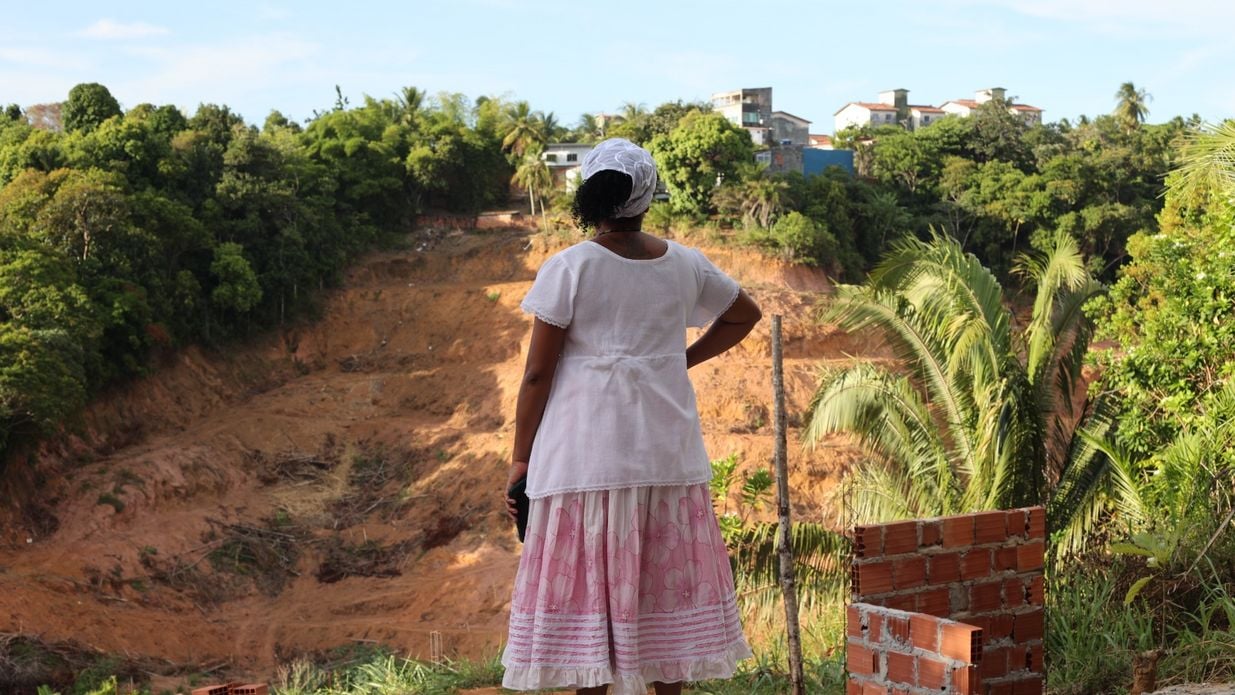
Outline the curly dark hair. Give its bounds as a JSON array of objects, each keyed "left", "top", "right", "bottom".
[{"left": 571, "top": 170, "right": 634, "bottom": 231}]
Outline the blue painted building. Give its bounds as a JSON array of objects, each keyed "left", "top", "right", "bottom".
[{"left": 803, "top": 148, "right": 855, "bottom": 176}]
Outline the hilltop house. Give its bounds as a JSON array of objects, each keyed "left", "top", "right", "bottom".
[
  {"left": 770, "top": 110, "right": 811, "bottom": 146},
  {"left": 540, "top": 143, "right": 594, "bottom": 189},
  {"left": 711, "top": 87, "right": 774, "bottom": 146},
  {"left": 836, "top": 87, "right": 1043, "bottom": 133},
  {"left": 940, "top": 88, "right": 1043, "bottom": 124}
]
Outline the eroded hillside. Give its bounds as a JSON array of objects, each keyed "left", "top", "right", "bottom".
[{"left": 0, "top": 226, "right": 885, "bottom": 681}]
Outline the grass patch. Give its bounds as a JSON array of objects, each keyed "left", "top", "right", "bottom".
[{"left": 95, "top": 493, "right": 124, "bottom": 513}]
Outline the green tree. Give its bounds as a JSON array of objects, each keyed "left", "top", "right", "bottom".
[
  {"left": 805, "top": 232, "right": 1103, "bottom": 522},
  {"left": 499, "top": 101, "right": 546, "bottom": 158},
  {"left": 63, "top": 83, "right": 122, "bottom": 134},
  {"left": 209, "top": 242, "right": 262, "bottom": 314},
  {"left": 1113, "top": 82, "right": 1152, "bottom": 131},
  {"left": 649, "top": 111, "right": 754, "bottom": 214},
  {"left": 511, "top": 150, "right": 552, "bottom": 216}
]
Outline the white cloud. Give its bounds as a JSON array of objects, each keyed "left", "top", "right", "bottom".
[{"left": 77, "top": 19, "right": 170, "bottom": 40}]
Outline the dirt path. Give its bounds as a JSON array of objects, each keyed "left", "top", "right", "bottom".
[{"left": 0, "top": 228, "right": 877, "bottom": 680}]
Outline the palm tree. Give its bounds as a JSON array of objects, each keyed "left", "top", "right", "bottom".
[
  {"left": 804, "top": 231, "right": 1103, "bottom": 524},
  {"left": 575, "top": 113, "right": 601, "bottom": 143},
  {"left": 1114, "top": 82, "right": 1151, "bottom": 130},
  {"left": 1168, "top": 120, "right": 1235, "bottom": 202},
  {"left": 511, "top": 150, "right": 552, "bottom": 217},
  {"left": 742, "top": 177, "right": 789, "bottom": 228},
  {"left": 394, "top": 86, "right": 424, "bottom": 127},
  {"left": 500, "top": 101, "right": 546, "bottom": 158},
  {"left": 620, "top": 101, "right": 648, "bottom": 123},
  {"left": 538, "top": 111, "right": 562, "bottom": 142}
]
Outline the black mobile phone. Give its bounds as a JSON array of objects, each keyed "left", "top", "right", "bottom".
[{"left": 508, "top": 475, "right": 530, "bottom": 542}]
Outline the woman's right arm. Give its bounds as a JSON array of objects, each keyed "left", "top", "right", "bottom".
[{"left": 686, "top": 289, "right": 762, "bottom": 369}]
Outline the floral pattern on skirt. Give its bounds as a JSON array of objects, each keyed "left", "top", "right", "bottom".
[{"left": 502, "top": 483, "right": 751, "bottom": 694}]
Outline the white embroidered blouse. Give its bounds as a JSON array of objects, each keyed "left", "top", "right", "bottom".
[{"left": 519, "top": 239, "right": 741, "bottom": 499}]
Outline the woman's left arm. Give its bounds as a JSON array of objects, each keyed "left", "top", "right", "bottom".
[{"left": 505, "top": 318, "right": 568, "bottom": 517}]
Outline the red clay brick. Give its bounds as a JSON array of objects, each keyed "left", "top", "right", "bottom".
[
  {"left": 231, "top": 687, "right": 269, "bottom": 695},
  {"left": 883, "top": 520, "right": 919, "bottom": 555},
  {"left": 1027, "top": 507, "right": 1046, "bottom": 539},
  {"left": 1005, "top": 643, "right": 1028, "bottom": 672},
  {"left": 1003, "top": 578, "right": 1025, "bottom": 608},
  {"left": 1027, "top": 575, "right": 1045, "bottom": 606},
  {"left": 987, "top": 613, "right": 1015, "bottom": 641},
  {"left": 928, "top": 552, "right": 961, "bottom": 584},
  {"left": 846, "top": 679, "right": 863, "bottom": 695},
  {"left": 918, "top": 587, "right": 951, "bottom": 617},
  {"left": 847, "top": 642, "right": 880, "bottom": 675},
  {"left": 961, "top": 549, "right": 992, "bottom": 579},
  {"left": 886, "top": 650, "right": 916, "bottom": 686},
  {"left": 892, "top": 555, "right": 927, "bottom": 590},
  {"left": 910, "top": 613, "right": 940, "bottom": 651},
  {"left": 973, "top": 511, "right": 1008, "bottom": 544},
  {"left": 918, "top": 656, "right": 948, "bottom": 689},
  {"left": 1026, "top": 643, "right": 1044, "bottom": 673},
  {"left": 988, "top": 682, "right": 1016, "bottom": 695},
  {"left": 869, "top": 612, "right": 884, "bottom": 643},
  {"left": 848, "top": 604, "right": 863, "bottom": 638},
  {"left": 1005, "top": 509, "right": 1029, "bottom": 539},
  {"left": 190, "top": 688, "right": 231, "bottom": 695},
  {"left": 863, "top": 682, "right": 890, "bottom": 695},
  {"left": 981, "top": 647, "right": 1009, "bottom": 679},
  {"left": 855, "top": 560, "right": 895, "bottom": 596},
  {"left": 1016, "top": 541, "right": 1045, "bottom": 572},
  {"left": 995, "top": 545, "right": 1019, "bottom": 571},
  {"left": 1014, "top": 609, "right": 1045, "bottom": 641},
  {"left": 885, "top": 614, "right": 911, "bottom": 645},
  {"left": 942, "top": 514, "right": 975, "bottom": 548},
  {"left": 952, "top": 665, "right": 982, "bottom": 695},
  {"left": 886, "top": 593, "right": 917, "bottom": 611},
  {"left": 940, "top": 622, "right": 983, "bottom": 663},
  {"left": 1013, "top": 674, "right": 1044, "bottom": 694},
  {"left": 970, "top": 580, "right": 1004, "bottom": 612},
  {"left": 855, "top": 525, "right": 884, "bottom": 558},
  {"left": 920, "top": 519, "right": 941, "bottom": 546}
]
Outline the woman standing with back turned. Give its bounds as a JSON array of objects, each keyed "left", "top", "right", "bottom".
[{"left": 502, "top": 138, "right": 760, "bottom": 695}]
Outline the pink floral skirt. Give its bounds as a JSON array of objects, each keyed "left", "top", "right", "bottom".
[{"left": 501, "top": 483, "right": 751, "bottom": 694}]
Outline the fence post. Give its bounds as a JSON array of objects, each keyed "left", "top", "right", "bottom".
[{"left": 772, "top": 315, "right": 805, "bottom": 694}]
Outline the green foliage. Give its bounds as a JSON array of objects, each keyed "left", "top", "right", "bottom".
[
  {"left": 649, "top": 111, "right": 754, "bottom": 214},
  {"left": 0, "top": 82, "right": 517, "bottom": 464},
  {"left": 62, "top": 83, "right": 121, "bottom": 134},
  {"left": 209, "top": 242, "right": 262, "bottom": 314},
  {"left": 807, "top": 232, "right": 1103, "bottom": 523}
]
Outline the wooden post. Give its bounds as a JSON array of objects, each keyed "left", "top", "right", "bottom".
[{"left": 772, "top": 315, "right": 805, "bottom": 695}]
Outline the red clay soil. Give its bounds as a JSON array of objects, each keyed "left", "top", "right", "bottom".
[{"left": 0, "top": 227, "right": 886, "bottom": 680}]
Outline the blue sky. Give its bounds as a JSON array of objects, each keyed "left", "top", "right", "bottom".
[{"left": 2, "top": 0, "right": 1232, "bottom": 132}]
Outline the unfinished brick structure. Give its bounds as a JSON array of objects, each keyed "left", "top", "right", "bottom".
[{"left": 847, "top": 507, "right": 1046, "bottom": 694}]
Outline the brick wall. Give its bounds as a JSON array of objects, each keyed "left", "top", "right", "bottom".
[
  {"left": 847, "top": 507, "right": 1046, "bottom": 695},
  {"left": 847, "top": 602, "right": 982, "bottom": 694}
]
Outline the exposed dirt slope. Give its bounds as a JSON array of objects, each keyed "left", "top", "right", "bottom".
[{"left": 0, "top": 227, "right": 885, "bottom": 677}]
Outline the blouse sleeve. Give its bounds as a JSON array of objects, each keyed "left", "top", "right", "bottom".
[
  {"left": 521, "top": 254, "right": 576, "bottom": 328},
  {"left": 687, "top": 248, "right": 741, "bottom": 328}
]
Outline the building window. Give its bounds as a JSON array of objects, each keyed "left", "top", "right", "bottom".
[
  {"left": 743, "top": 112, "right": 760, "bottom": 124},
  {"left": 566, "top": 153, "right": 577, "bottom": 162},
  {"left": 544, "top": 153, "right": 558, "bottom": 163}
]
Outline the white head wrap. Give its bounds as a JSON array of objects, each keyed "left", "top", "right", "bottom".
[{"left": 580, "top": 138, "right": 658, "bottom": 218}]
